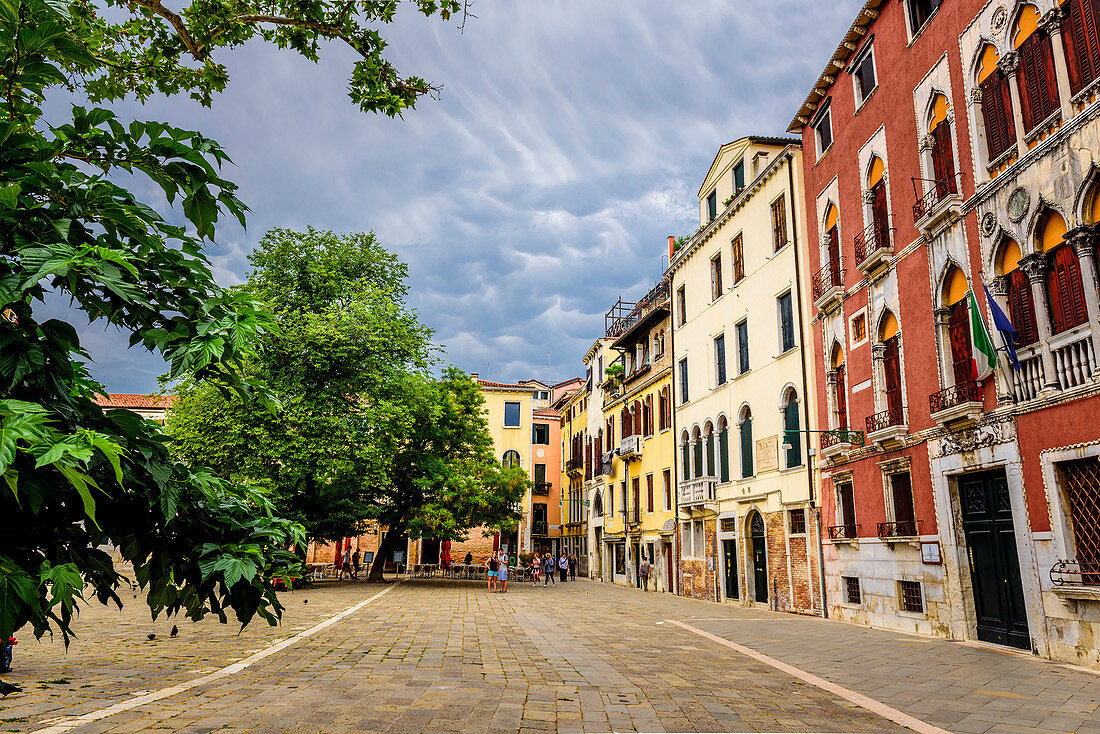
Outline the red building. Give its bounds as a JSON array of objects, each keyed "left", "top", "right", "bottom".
[{"left": 790, "top": 0, "right": 1100, "bottom": 666}]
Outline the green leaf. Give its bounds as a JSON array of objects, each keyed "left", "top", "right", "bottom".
[{"left": 0, "top": 184, "right": 21, "bottom": 209}]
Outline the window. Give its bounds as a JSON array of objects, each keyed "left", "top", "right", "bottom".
[
  {"left": 907, "top": 0, "right": 941, "bottom": 35},
  {"left": 504, "top": 401, "right": 521, "bottom": 427},
  {"left": 706, "top": 190, "right": 718, "bottom": 221},
  {"left": 532, "top": 423, "right": 550, "bottom": 444},
  {"left": 711, "top": 254, "right": 723, "bottom": 301},
  {"left": 948, "top": 298, "right": 974, "bottom": 387},
  {"left": 1015, "top": 13, "right": 1059, "bottom": 133},
  {"left": 834, "top": 361, "right": 848, "bottom": 430},
  {"left": 1006, "top": 269, "right": 1039, "bottom": 347},
  {"left": 771, "top": 194, "right": 788, "bottom": 251},
  {"left": 1065, "top": 0, "right": 1100, "bottom": 95},
  {"left": 720, "top": 517, "right": 736, "bottom": 533},
  {"left": 681, "top": 435, "right": 691, "bottom": 481},
  {"left": 814, "top": 102, "right": 833, "bottom": 156},
  {"left": 788, "top": 508, "right": 806, "bottom": 535},
  {"left": 884, "top": 333, "right": 903, "bottom": 419},
  {"left": 614, "top": 543, "right": 626, "bottom": 574},
  {"left": 658, "top": 387, "right": 668, "bottom": 431},
  {"left": 681, "top": 522, "right": 693, "bottom": 556},
  {"left": 778, "top": 292, "right": 795, "bottom": 353},
  {"left": 979, "top": 46, "right": 1017, "bottom": 161},
  {"left": 899, "top": 580, "right": 924, "bottom": 613},
  {"left": 693, "top": 520, "right": 704, "bottom": 557},
  {"left": 739, "top": 408, "right": 754, "bottom": 478},
  {"left": 718, "top": 418, "right": 730, "bottom": 483},
  {"left": 853, "top": 44, "right": 877, "bottom": 105},
  {"left": 783, "top": 390, "right": 802, "bottom": 468},
  {"left": 533, "top": 463, "right": 547, "bottom": 485},
  {"left": 598, "top": 355, "right": 604, "bottom": 383},
  {"left": 736, "top": 320, "right": 749, "bottom": 374},
  {"left": 663, "top": 469, "right": 672, "bottom": 510},
  {"left": 532, "top": 502, "right": 547, "bottom": 535},
  {"left": 714, "top": 334, "right": 727, "bottom": 386},
  {"left": 643, "top": 395, "right": 653, "bottom": 437},
  {"left": 646, "top": 474, "right": 654, "bottom": 513},
  {"left": 677, "top": 286, "right": 687, "bottom": 326},
  {"left": 1047, "top": 244, "right": 1089, "bottom": 335},
  {"left": 732, "top": 234, "right": 745, "bottom": 284},
  {"left": 844, "top": 576, "right": 862, "bottom": 605},
  {"left": 679, "top": 358, "right": 689, "bottom": 403},
  {"left": 852, "top": 312, "right": 867, "bottom": 343},
  {"left": 502, "top": 450, "right": 521, "bottom": 469},
  {"left": 889, "top": 471, "right": 917, "bottom": 536},
  {"left": 1058, "top": 457, "right": 1100, "bottom": 584},
  {"left": 733, "top": 158, "right": 745, "bottom": 193}
]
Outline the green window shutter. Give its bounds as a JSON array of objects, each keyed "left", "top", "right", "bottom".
[
  {"left": 784, "top": 401, "right": 801, "bottom": 467},
  {"left": 740, "top": 418, "right": 753, "bottom": 478},
  {"left": 693, "top": 440, "right": 703, "bottom": 479},
  {"left": 719, "top": 428, "right": 730, "bottom": 483},
  {"left": 682, "top": 443, "right": 691, "bottom": 479},
  {"left": 706, "top": 433, "right": 715, "bottom": 476}
]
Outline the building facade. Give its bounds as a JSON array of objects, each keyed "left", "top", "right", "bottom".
[
  {"left": 669, "top": 138, "right": 823, "bottom": 612},
  {"left": 790, "top": 0, "right": 1100, "bottom": 666}
]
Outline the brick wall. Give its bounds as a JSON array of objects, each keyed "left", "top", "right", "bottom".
[{"left": 676, "top": 519, "right": 717, "bottom": 601}]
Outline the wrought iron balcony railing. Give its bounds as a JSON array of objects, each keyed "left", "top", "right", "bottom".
[
  {"left": 827, "top": 523, "right": 860, "bottom": 541},
  {"left": 532, "top": 482, "right": 552, "bottom": 496},
  {"left": 929, "top": 380, "right": 983, "bottom": 415},
  {"left": 912, "top": 175, "right": 959, "bottom": 222},
  {"left": 1051, "top": 558, "right": 1100, "bottom": 586},
  {"left": 811, "top": 263, "right": 843, "bottom": 304},
  {"left": 866, "top": 405, "right": 905, "bottom": 434},
  {"left": 853, "top": 220, "right": 893, "bottom": 268},
  {"left": 877, "top": 520, "right": 922, "bottom": 539}
]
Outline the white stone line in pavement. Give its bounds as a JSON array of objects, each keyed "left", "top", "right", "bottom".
[
  {"left": 667, "top": 619, "right": 952, "bottom": 734},
  {"left": 33, "top": 583, "right": 400, "bottom": 734}
]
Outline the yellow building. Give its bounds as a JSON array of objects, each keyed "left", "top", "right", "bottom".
[
  {"left": 668, "top": 137, "right": 821, "bottom": 612},
  {"left": 558, "top": 385, "right": 589, "bottom": 570},
  {"left": 596, "top": 277, "right": 677, "bottom": 592}
]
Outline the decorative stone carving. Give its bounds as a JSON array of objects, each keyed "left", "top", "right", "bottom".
[
  {"left": 981, "top": 211, "right": 998, "bottom": 237},
  {"left": 863, "top": 189, "right": 877, "bottom": 205},
  {"left": 1020, "top": 252, "right": 1049, "bottom": 283},
  {"left": 937, "top": 419, "right": 1010, "bottom": 457},
  {"left": 920, "top": 134, "right": 937, "bottom": 151},
  {"left": 1067, "top": 226, "right": 1098, "bottom": 259},
  {"left": 1039, "top": 7, "right": 1065, "bottom": 32},
  {"left": 1007, "top": 186, "right": 1030, "bottom": 222},
  {"left": 969, "top": 87, "right": 985, "bottom": 104},
  {"left": 991, "top": 5, "right": 1009, "bottom": 32},
  {"left": 988, "top": 275, "right": 1009, "bottom": 297},
  {"left": 998, "top": 51, "right": 1019, "bottom": 75},
  {"left": 871, "top": 342, "right": 886, "bottom": 361},
  {"left": 934, "top": 307, "right": 952, "bottom": 327}
]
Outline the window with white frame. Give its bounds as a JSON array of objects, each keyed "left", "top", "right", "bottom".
[
  {"left": 852, "top": 42, "right": 877, "bottom": 107},
  {"left": 813, "top": 101, "right": 833, "bottom": 158}
]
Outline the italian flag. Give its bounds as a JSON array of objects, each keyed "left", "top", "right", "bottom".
[{"left": 968, "top": 288, "right": 997, "bottom": 380}]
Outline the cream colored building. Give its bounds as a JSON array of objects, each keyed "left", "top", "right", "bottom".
[{"left": 669, "top": 137, "right": 823, "bottom": 612}]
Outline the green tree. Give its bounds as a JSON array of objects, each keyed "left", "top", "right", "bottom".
[{"left": 167, "top": 228, "right": 434, "bottom": 544}]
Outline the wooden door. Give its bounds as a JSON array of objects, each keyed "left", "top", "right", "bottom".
[{"left": 750, "top": 513, "right": 768, "bottom": 604}]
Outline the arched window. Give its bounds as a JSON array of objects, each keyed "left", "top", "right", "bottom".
[
  {"left": 739, "top": 407, "right": 754, "bottom": 478},
  {"left": 824, "top": 204, "right": 841, "bottom": 277},
  {"left": 502, "top": 450, "right": 521, "bottom": 469},
  {"left": 782, "top": 389, "right": 802, "bottom": 468},
  {"left": 880, "top": 311, "right": 903, "bottom": 421},
  {"left": 1040, "top": 211, "right": 1088, "bottom": 333},
  {"left": 704, "top": 421, "right": 715, "bottom": 476},
  {"left": 928, "top": 93, "right": 957, "bottom": 196},
  {"left": 831, "top": 344, "right": 848, "bottom": 430},
  {"left": 944, "top": 266, "right": 974, "bottom": 386},
  {"left": 691, "top": 426, "right": 703, "bottom": 479},
  {"left": 1014, "top": 5, "right": 1059, "bottom": 132},
  {"left": 717, "top": 416, "right": 730, "bottom": 482},
  {"left": 680, "top": 430, "right": 691, "bottom": 480},
  {"left": 592, "top": 490, "right": 603, "bottom": 518},
  {"left": 999, "top": 237, "right": 1039, "bottom": 346},
  {"left": 1064, "top": 0, "right": 1100, "bottom": 94},
  {"left": 977, "top": 44, "right": 1017, "bottom": 160},
  {"left": 867, "top": 156, "right": 890, "bottom": 247}
]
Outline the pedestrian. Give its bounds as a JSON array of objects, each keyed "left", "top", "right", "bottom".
[
  {"left": 340, "top": 546, "right": 352, "bottom": 580},
  {"left": 558, "top": 553, "right": 568, "bottom": 583},
  {"left": 486, "top": 553, "right": 498, "bottom": 592},
  {"left": 1, "top": 636, "right": 14, "bottom": 673},
  {"left": 639, "top": 556, "right": 651, "bottom": 591},
  {"left": 351, "top": 549, "right": 361, "bottom": 580},
  {"left": 531, "top": 554, "right": 541, "bottom": 587},
  {"left": 464, "top": 551, "right": 473, "bottom": 578},
  {"left": 497, "top": 551, "right": 509, "bottom": 593},
  {"left": 568, "top": 554, "right": 577, "bottom": 580},
  {"left": 543, "top": 553, "right": 555, "bottom": 586}
]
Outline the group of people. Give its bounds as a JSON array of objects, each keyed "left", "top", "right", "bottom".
[
  {"left": 530, "top": 552, "right": 576, "bottom": 587},
  {"left": 485, "top": 550, "right": 511, "bottom": 592},
  {"left": 339, "top": 547, "right": 361, "bottom": 580}
]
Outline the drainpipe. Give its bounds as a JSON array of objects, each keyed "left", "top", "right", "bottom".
[
  {"left": 786, "top": 150, "right": 828, "bottom": 619},
  {"left": 668, "top": 236, "right": 680, "bottom": 597}
]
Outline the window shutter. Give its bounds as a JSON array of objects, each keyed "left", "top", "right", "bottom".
[
  {"left": 1007, "top": 270, "right": 1039, "bottom": 346},
  {"left": 719, "top": 428, "right": 730, "bottom": 482},
  {"left": 1019, "top": 32, "right": 1059, "bottom": 132},
  {"left": 835, "top": 365, "right": 848, "bottom": 429},
  {"left": 884, "top": 335, "right": 903, "bottom": 414},
  {"left": 982, "top": 72, "right": 1016, "bottom": 160},
  {"left": 827, "top": 225, "right": 841, "bottom": 281},
  {"left": 706, "top": 433, "right": 715, "bottom": 476},
  {"left": 891, "top": 473, "right": 916, "bottom": 525},
  {"left": 740, "top": 419, "right": 754, "bottom": 477},
  {"left": 871, "top": 180, "right": 890, "bottom": 245},
  {"left": 1048, "top": 245, "right": 1088, "bottom": 333},
  {"left": 931, "top": 122, "right": 957, "bottom": 195},
  {"left": 949, "top": 299, "right": 974, "bottom": 384},
  {"left": 682, "top": 442, "right": 691, "bottom": 479},
  {"left": 693, "top": 439, "right": 703, "bottom": 479},
  {"left": 784, "top": 400, "right": 801, "bottom": 467}
]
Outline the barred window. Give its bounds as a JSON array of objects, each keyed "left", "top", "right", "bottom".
[
  {"left": 844, "top": 576, "right": 862, "bottom": 605},
  {"left": 899, "top": 580, "right": 924, "bottom": 613},
  {"left": 788, "top": 508, "right": 806, "bottom": 535},
  {"left": 1059, "top": 457, "right": 1100, "bottom": 584},
  {"left": 720, "top": 517, "right": 737, "bottom": 533}
]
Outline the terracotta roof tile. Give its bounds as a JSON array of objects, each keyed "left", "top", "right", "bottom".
[{"left": 94, "top": 393, "right": 175, "bottom": 410}]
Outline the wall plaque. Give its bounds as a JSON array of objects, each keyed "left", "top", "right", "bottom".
[{"left": 756, "top": 436, "right": 779, "bottom": 473}]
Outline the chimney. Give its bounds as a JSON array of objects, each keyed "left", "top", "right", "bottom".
[{"left": 668, "top": 235, "right": 676, "bottom": 259}]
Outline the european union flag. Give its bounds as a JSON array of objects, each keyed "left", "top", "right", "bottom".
[{"left": 983, "top": 282, "right": 1021, "bottom": 370}]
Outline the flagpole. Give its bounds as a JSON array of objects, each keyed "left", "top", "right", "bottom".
[{"left": 977, "top": 272, "right": 1018, "bottom": 400}]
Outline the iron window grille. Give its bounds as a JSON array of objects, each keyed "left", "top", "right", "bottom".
[
  {"left": 899, "top": 580, "right": 924, "bottom": 613},
  {"left": 844, "top": 576, "right": 862, "bottom": 605}
]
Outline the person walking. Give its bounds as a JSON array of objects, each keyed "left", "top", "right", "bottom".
[
  {"left": 558, "top": 553, "right": 568, "bottom": 583},
  {"left": 568, "top": 554, "right": 577, "bottom": 581},
  {"left": 340, "top": 546, "right": 352, "bottom": 580},
  {"left": 464, "top": 551, "right": 473, "bottom": 578},
  {"left": 497, "top": 551, "right": 509, "bottom": 593},
  {"left": 639, "top": 556, "right": 651, "bottom": 591},
  {"left": 486, "top": 554, "right": 498, "bottom": 592},
  {"left": 351, "top": 549, "right": 361, "bottom": 580},
  {"left": 543, "top": 553, "right": 555, "bottom": 586},
  {"left": 531, "top": 554, "right": 541, "bottom": 587}
]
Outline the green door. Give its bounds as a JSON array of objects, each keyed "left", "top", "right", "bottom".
[{"left": 959, "top": 471, "right": 1030, "bottom": 650}]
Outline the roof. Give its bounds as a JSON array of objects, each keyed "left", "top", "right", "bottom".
[
  {"left": 697, "top": 136, "right": 800, "bottom": 198},
  {"left": 533, "top": 408, "right": 560, "bottom": 418},
  {"left": 94, "top": 393, "right": 175, "bottom": 410},
  {"left": 787, "top": 0, "right": 885, "bottom": 132},
  {"left": 474, "top": 377, "right": 537, "bottom": 392},
  {"left": 551, "top": 377, "right": 585, "bottom": 389}
]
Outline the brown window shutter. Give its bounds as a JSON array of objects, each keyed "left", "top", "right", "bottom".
[
  {"left": 931, "top": 122, "right": 957, "bottom": 195},
  {"left": 871, "top": 180, "right": 890, "bottom": 244},
  {"left": 1007, "top": 269, "right": 1039, "bottom": 347},
  {"left": 835, "top": 364, "right": 847, "bottom": 430},
  {"left": 949, "top": 300, "right": 974, "bottom": 384},
  {"left": 884, "top": 335, "right": 902, "bottom": 414}
]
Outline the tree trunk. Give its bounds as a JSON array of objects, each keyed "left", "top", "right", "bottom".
[{"left": 367, "top": 521, "right": 404, "bottom": 581}]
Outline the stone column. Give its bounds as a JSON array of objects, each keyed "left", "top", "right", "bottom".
[
  {"left": 825, "top": 369, "right": 838, "bottom": 428},
  {"left": 988, "top": 275, "right": 1018, "bottom": 404},
  {"left": 1020, "top": 253, "right": 1059, "bottom": 391},
  {"left": 934, "top": 307, "right": 953, "bottom": 390},
  {"left": 1067, "top": 226, "right": 1100, "bottom": 368},
  {"left": 968, "top": 86, "right": 991, "bottom": 174},
  {"left": 1041, "top": 8, "right": 1075, "bottom": 122},
  {"left": 999, "top": 52, "right": 1030, "bottom": 159},
  {"left": 871, "top": 342, "right": 886, "bottom": 413}
]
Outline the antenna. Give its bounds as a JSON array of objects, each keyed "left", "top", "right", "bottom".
[
  {"left": 482, "top": 362, "right": 491, "bottom": 380},
  {"left": 544, "top": 352, "right": 551, "bottom": 385}
]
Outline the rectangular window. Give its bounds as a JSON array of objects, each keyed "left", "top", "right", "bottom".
[
  {"left": 890, "top": 472, "right": 916, "bottom": 535},
  {"left": 771, "top": 194, "right": 788, "bottom": 251},
  {"left": 852, "top": 312, "right": 867, "bottom": 343},
  {"left": 677, "top": 286, "right": 687, "bottom": 326},
  {"left": 778, "top": 291, "right": 795, "bottom": 353},
  {"left": 504, "top": 401, "right": 521, "bottom": 427},
  {"left": 693, "top": 520, "right": 704, "bottom": 557},
  {"left": 899, "top": 580, "right": 924, "bottom": 613},
  {"left": 814, "top": 103, "right": 832, "bottom": 156},
  {"left": 736, "top": 320, "right": 749, "bottom": 375},
  {"left": 646, "top": 474, "right": 654, "bottom": 513},
  {"left": 838, "top": 481, "right": 856, "bottom": 533},
  {"left": 679, "top": 358, "right": 689, "bottom": 403},
  {"left": 732, "top": 234, "right": 745, "bottom": 283},
  {"left": 706, "top": 190, "right": 718, "bottom": 220},
  {"left": 1065, "top": 0, "right": 1100, "bottom": 95},
  {"left": 681, "top": 522, "right": 693, "bottom": 557},
  {"left": 853, "top": 45, "right": 877, "bottom": 105},
  {"left": 532, "top": 502, "right": 547, "bottom": 535},
  {"left": 663, "top": 469, "right": 672, "bottom": 511},
  {"left": 533, "top": 463, "right": 547, "bottom": 484},
  {"left": 714, "top": 334, "right": 727, "bottom": 386},
  {"left": 788, "top": 508, "right": 806, "bottom": 535},
  {"left": 532, "top": 422, "right": 550, "bottom": 444},
  {"left": 907, "top": 0, "right": 941, "bottom": 35},
  {"left": 711, "top": 254, "right": 723, "bottom": 301},
  {"left": 598, "top": 355, "right": 604, "bottom": 383},
  {"left": 733, "top": 159, "right": 745, "bottom": 193},
  {"left": 1058, "top": 457, "right": 1100, "bottom": 584},
  {"left": 844, "top": 576, "right": 862, "bottom": 605}
]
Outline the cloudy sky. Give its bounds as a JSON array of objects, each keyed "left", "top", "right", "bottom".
[{"left": 66, "top": 0, "right": 862, "bottom": 393}]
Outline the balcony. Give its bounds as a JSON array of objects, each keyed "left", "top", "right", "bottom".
[
  {"left": 532, "top": 520, "right": 548, "bottom": 536},
  {"left": 607, "top": 278, "right": 671, "bottom": 348},
  {"left": 827, "top": 523, "right": 860, "bottom": 542},
  {"left": 532, "top": 482, "right": 552, "bottom": 496},
  {"left": 678, "top": 475, "right": 718, "bottom": 510},
  {"left": 853, "top": 221, "right": 893, "bottom": 276},
  {"left": 566, "top": 455, "right": 584, "bottom": 476},
  {"left": 912, "top": 175, "right": 963, "bottom": 234},
  {"left": 811, "top": 263, "right": 844, "bottom": 313},
  {"left": 877, "top": 520, "right": 922, "bottom": 543},
  {"left": 929, "top": 381, "right": 983, "bottom": 426},
  {"left": 620, "top": 435, "right": 643, "bottom": 460},
  {"left": 627, "top": 507, "right": 640, "bottom": 526},
  {"left": 819, "top": 430, "right": 851, "bottom": 460},
  {"left": 865, "top": 405, "right": 907, "bottom": 447}
]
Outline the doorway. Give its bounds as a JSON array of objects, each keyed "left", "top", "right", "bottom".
[
  {"left": 421, "top": 538, "right": 440, "bottom": 565},
  {"left": 959, "top": 471, "right": 1030, "bottom": 650},
  {"left": 749, "top": 512, "right": 768, "bottom": 604},
  {"left": 722, "top": 539, "right": 739, "bottom": 600}
]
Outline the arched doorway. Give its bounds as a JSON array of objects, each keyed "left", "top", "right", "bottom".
[{"left": 748, "top": 511, "right": 768, "bottom": 604}]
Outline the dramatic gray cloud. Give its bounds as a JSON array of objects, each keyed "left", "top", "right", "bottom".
[{"left": 61, "top": 0, "right": 862, "bottom": 392}]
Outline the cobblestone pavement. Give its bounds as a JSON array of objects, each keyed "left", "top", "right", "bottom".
[{"left": 0, "top": 578, "right": 1094, "bottom": 733}]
